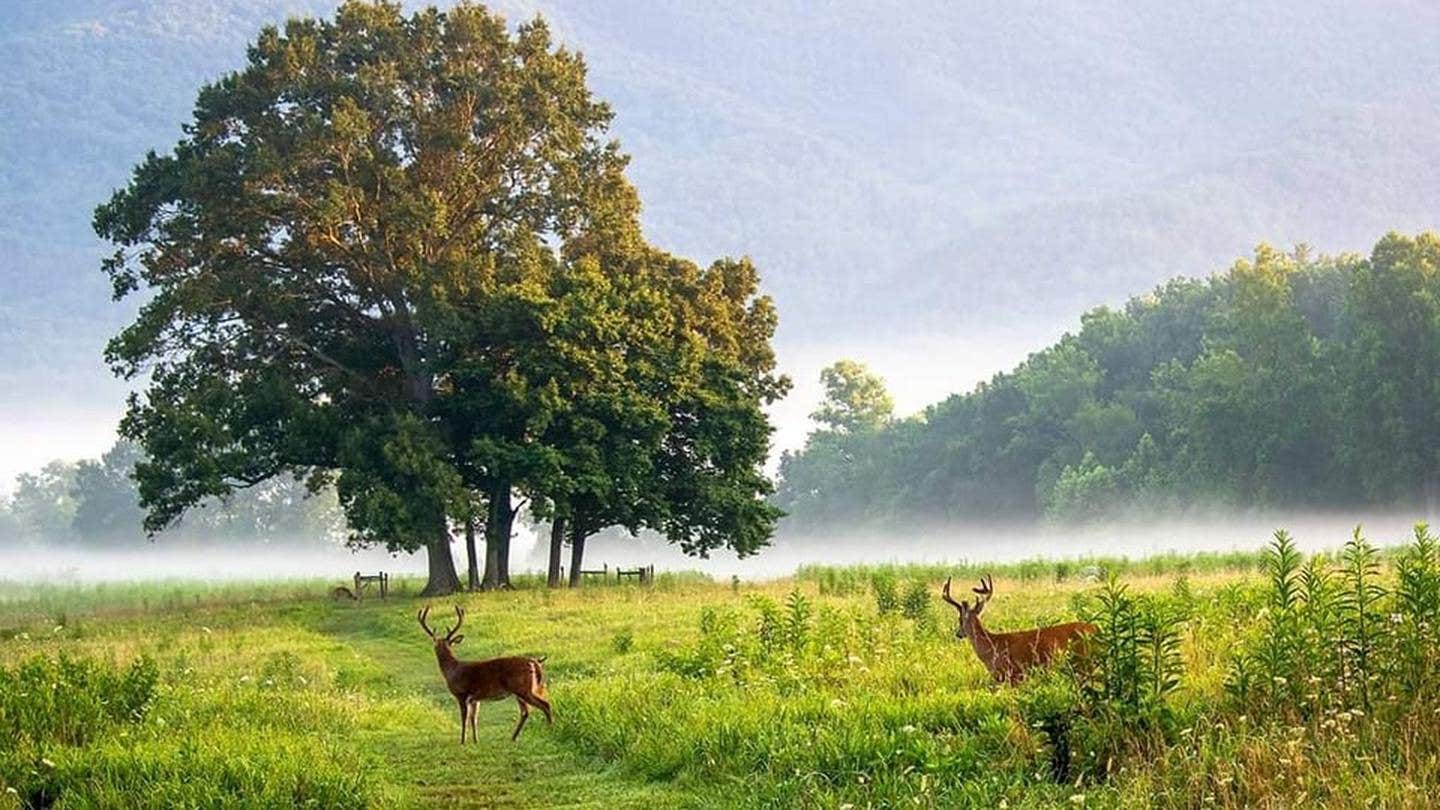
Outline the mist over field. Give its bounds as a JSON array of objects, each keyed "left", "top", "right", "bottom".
[
  {"left": 0, "top": 540, "right": 427, "bottom": 587},
  {"left": 0, "top": 510, "right": 1432, "bottom": 587}
]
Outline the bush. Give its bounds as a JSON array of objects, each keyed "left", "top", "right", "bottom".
[{"left": 871, "top": 573, "right": 899, "bottom": 615}]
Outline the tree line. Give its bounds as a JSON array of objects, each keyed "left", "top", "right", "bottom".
[
  {"left": 776, "top": 232, "right": 1440, "bottom": 529},
  {"left": 93, "top": 2, "right": 786, "bottom": 594},
  {"left": 0, "top": 441, "right": 345, "bottom": 547}
]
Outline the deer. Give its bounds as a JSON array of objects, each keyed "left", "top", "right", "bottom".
[
  {"left": 940, "top": 574, "right": 1096, "bottom": 684},
  {"left": 330, "top": 585, "right": 357, "bottom": 601},
  {"left": 418, "top": 605, "right": 553, "bottom": 742}
]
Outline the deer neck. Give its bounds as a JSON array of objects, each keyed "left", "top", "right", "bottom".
[
  {"left": 965, "top": 618, "right": 1001, "bottom": 672},
  {"left": 435, "top": 644, "right": 461, "bottom": 676}
]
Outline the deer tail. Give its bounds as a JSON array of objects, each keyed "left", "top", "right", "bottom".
[{"left": 532, "top": 656, "right": 547, "bottom": 683}]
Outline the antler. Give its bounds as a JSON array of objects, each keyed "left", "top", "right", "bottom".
[
  {"left": 445, "top": 606, "right": 466, "bottom": 642},
  {"left": 940, "top": 577, "right": 967, "bottom": 614},
  {"left": 972, "top": 574, "right": 994, "bottom": 609},
  {"left": 418, "top": 606, "right": 436, "bottom": 638}
]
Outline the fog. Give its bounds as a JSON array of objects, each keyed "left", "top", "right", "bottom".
[
  {"left": 561, "top": 510, "right": 1440, "bottom": 581},
  {"left": 0, "top": 540, "right": 431, "bottom": 587},
  {"left": 3, "top": 507, "right": 1435, "bottom": 589}
]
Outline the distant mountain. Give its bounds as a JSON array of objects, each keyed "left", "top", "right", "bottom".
[{"left": 2, "top": 0, "right": 1438, "bottom": 482}]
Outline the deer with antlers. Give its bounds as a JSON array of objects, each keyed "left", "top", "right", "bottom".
[
  {"left": 941, "top": 574, "right": 1096, "bottom": 684},
  {"left": 418, "top": 606, "right": 553, "bottom": 742}
]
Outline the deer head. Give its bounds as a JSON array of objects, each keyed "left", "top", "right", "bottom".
[
  {"left": 941, "top": 574, "right": 993, "bottom": 639},
  {"left": 418, "top": 605, "right": 467, "bottom": 651}
]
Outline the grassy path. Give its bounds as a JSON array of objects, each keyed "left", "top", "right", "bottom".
[{"left": 311, "top": 601, "right": 693, "bottom": 809}]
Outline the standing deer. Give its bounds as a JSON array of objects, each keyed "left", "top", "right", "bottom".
[
  {"left": 418, "top": 606, "right": 553, "bottom": 742},
  {"left": 941, "top": 574, "right": 1096, "bottom": 684}
]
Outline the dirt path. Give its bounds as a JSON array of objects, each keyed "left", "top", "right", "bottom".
[{"left": 312, "top": 602, "right": 692, "bottom": 809}]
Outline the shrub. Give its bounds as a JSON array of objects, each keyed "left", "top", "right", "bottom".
[
  {"left": 899, "top": 579, "right": 933, "bottom": 629},
  {"left": 871, "top": 573, "right": 899, "bottom": 615}
]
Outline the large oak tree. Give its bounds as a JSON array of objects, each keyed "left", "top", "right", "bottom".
[
  {"left": 97, "top": 2, "right": 642, "bottom": 593},
  {"left": 96, "top": 1, "right": 788, "bottom": 593}
]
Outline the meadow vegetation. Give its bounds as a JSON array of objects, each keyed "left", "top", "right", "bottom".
[{"left": 3, "top": 526, "right": 1440, "bottom": 807}]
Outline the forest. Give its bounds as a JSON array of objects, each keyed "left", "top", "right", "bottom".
[{"left": 776, "top": 232, "right": 1440, "bottom": 529}]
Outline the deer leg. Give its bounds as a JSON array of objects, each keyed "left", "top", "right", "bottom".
[
  {"left": 457, "top": 696, "right": 468, "bottom": 744},
  {"left": 511, "top": 697, "right": 530, "bottom": 741},
  {"left": 522, "top": 692, "right": 554, "bottom": 725},
  {"left": 467, "top": 698, "right": 478, "bottom": 742}
]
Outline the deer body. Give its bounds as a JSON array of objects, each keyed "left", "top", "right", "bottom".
[
  {"left": 420, "top": 606, "right": 552, "bottom": 742},
  {"left": 943, "top": 576, "right": 1095, "bottom": 684}
]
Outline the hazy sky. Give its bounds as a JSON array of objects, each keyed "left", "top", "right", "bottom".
[{"left": 3, "top": 0, "right": 1438, "bottom": 491}]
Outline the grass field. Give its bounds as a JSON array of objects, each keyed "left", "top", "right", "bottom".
[{"left": 2, "top": 530, "right": 1438, "bottom": 808}]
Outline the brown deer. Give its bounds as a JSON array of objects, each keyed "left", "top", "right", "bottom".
[
  {"left": 418, "top": 606, "right": 553, "bottom": 742},
  {"left": 330, "top": 585, "right": 357, "bottom": 601},
  {"left": 941, "top": 574, "right": 1096, "bottom": 684}
]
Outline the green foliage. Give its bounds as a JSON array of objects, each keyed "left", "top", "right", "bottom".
[
  {"left": 6, "top": 461, "right": 78, "bottom": 542},
  {"left": 1338, "top": 527, "right": 1386, "bottom": 712},
  {"left": 1393, "top": 523, "right": 1440, "bottom": 699},
  {"left": 1045, "top": 452, "right": 1124, "bottom": 522},
  {"left": 1077, "top": 575, "right": 1183, "bottom": 724},
  {"left": 0, "top": 655, "right": 156, "bottom": 753},
  {"left": 798, "top": 550, "right": 1271, "bottom": 592},
  {"left": 1229, "top": 524, "right": 1440, "bottom": 734},
  {"left": 870, "top": 572, "right": 900, "bottom": 615},
  {"left": 900, "top": 579, "right": 933, "bottom": 628},
  {"left": 0, "top": 652, "right": 371, "bottom": 808},
  {"left": 777, "top": 234, "right": 1440, "bottom": 529}
]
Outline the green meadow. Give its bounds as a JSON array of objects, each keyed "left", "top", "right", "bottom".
[{"left": 4, "top": 529, "right": 1440, "bottom": 808}]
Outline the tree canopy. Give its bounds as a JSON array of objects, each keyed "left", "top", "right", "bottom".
[
  {"left": 811, "top": 360, "right": 894, "bottom": 434},
  {"left": 95, "top": 1, "right": 786, "bottom": 592},
  {"left": 776, "top": 232, "right": 1440, "bottom": 531}
]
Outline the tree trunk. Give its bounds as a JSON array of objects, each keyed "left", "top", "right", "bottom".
[
  {"left": 482, "top": 479, "right": 511, "bottom": 590},
  {"left": 497, "top": 504, "right": 515, "bottom": 587},
  {"left": 546, "top": 516, "right": 567, "bottom": 588},
  {"left": 419, "top": 527, "right": 462, "bottom": 596},
  {"left": 568, "top": 523, "right": 586, "bottom": 588},
  {"left": 464, "top": 515, "right": 480, "bottom": 591}
]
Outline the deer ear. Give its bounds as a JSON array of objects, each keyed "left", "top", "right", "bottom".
[{"left": 451, "top": 634, "right": 464, "bottom": 646}]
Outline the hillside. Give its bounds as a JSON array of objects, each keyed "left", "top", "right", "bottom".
[{"left": 775, "top": 232, "right": 1440, "bottom": 531}]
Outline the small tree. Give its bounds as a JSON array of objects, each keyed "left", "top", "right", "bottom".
[
  {"left": 810, "top": 360, "right": 893, "bottom": 433},
  {"left": 70, "top": 441, "right": 146, "bottom": 542}
]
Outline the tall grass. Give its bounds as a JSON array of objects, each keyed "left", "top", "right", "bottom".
[
  {"left": 556, "top": 525, "right": 1440, "bottom": 807},
  {"left": 797, "top": 549, "right": 1275, "bottom": 596},
  {"left": 0, "top": 652, "right": 381, "bottom": 808},
  {"left": 5, "top": 531, "right": 1439, "bottom": 807}
]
